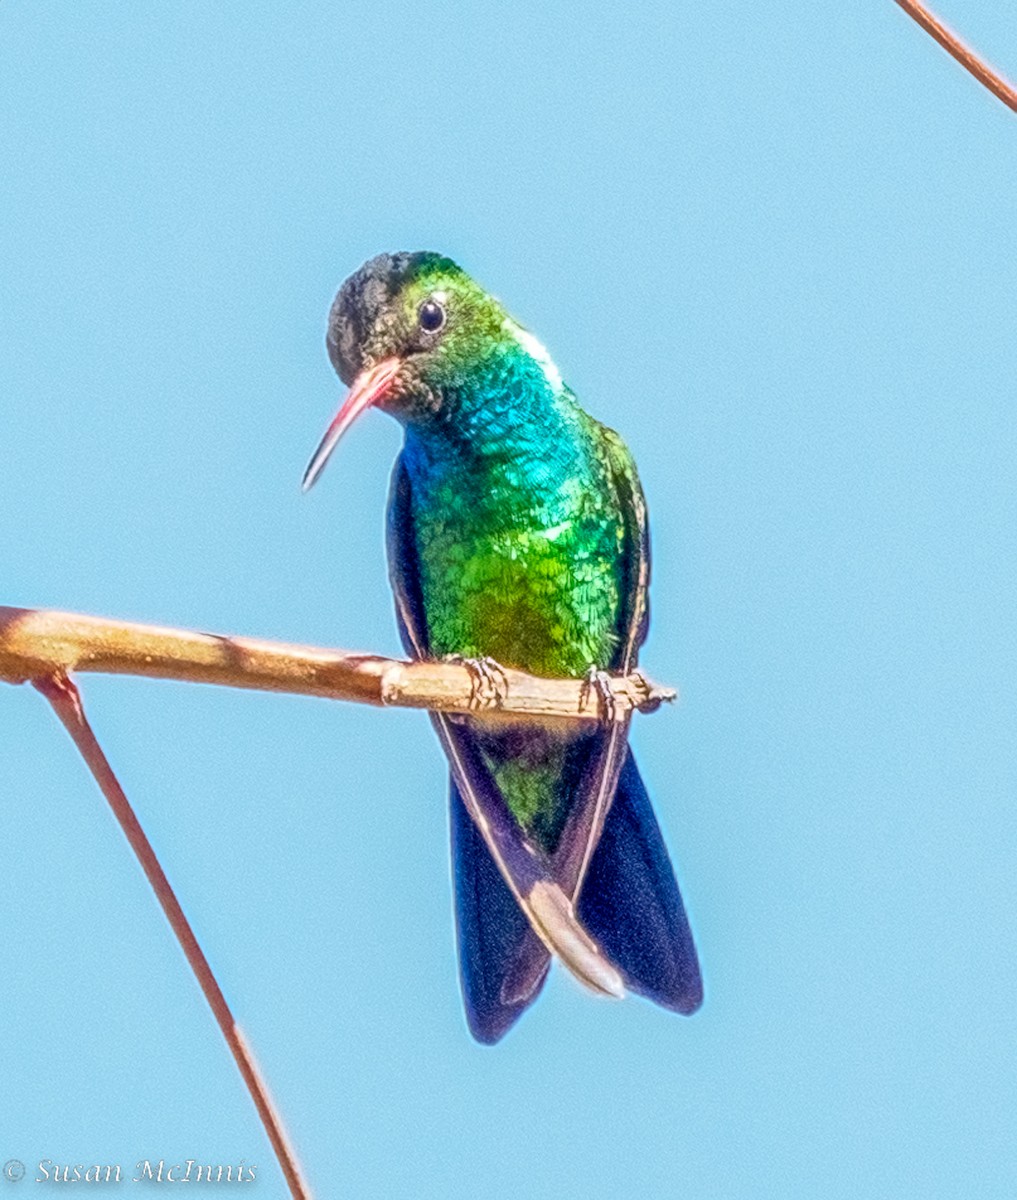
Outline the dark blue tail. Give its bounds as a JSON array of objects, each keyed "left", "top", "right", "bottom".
[
  {"left": 450, "top": 747, "right": 701, "bottom": 1042},
  {"left": 450, "top": 780, "right": 548, "bottom": 1044},
  {"left": 578, "top": 749, "right": 703, "bottom": 1013}
]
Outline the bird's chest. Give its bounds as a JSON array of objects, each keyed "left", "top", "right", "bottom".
[{"left": 410, "top": 463, "right": 623, "bottom": 676}]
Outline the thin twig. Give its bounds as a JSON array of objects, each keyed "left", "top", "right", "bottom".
[
  {"left": 894, "top": 0, "right": 1017, "bottom": 112},
  {"left": 0, "top": 607, "right": 675, "bottom": 722},
  {"left": 34, "top": 673, "right": 312, "bottom": 1200}
]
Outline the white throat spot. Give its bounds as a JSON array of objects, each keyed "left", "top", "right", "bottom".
[{"left": 503, "top": 318, "right": 564, "bottom": 395}]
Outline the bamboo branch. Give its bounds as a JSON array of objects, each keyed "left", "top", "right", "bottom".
[
  {"left": 0, "top": 607, "right": 675, "bottom": 722},
  {"left": 34, "top": 673, "right": 313, "bottom": 1200},
  {"left": 894, "top": 0, "right": 1017, "bottom": 112}
]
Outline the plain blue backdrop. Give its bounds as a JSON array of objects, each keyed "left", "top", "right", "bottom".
[{"left": 2, "top": 3, "right": 1015, "bottom": 1197}]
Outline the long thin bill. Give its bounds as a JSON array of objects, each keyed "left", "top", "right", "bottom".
[{"left": 301, "top": 356, "right": 402, "bottom": 492}]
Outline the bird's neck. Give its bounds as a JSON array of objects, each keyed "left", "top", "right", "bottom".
[{"left": 404, "top": 345, "right": 584, "bottom": 476}]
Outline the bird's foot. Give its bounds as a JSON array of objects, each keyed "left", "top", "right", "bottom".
[
  {"left": 580, "top": 666, "right": 619, "bottom": 725},
  {"left": 444, "top": 655, "right": 510, "bottom": 712}
]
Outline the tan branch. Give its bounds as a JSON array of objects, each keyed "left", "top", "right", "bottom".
[
  {"left": 0, "top": 607, "right": 675, "bottom": 722},
  {"left": 894, "top": 0, "right": 1017, "bottom": 112}
]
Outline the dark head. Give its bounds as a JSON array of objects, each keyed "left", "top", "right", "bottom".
[{"left": 302, "top": 252, "right": 554, "bottom": 491}]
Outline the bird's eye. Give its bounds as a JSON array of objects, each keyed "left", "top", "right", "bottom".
[{"left": 418, "top": 299, "right": 446, "bottom": 333}]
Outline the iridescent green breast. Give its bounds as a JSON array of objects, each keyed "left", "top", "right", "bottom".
[{"left": 405, "top": 423, "right": 624, "bottom": 679}]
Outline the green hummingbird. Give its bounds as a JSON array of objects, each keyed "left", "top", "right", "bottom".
[{"left": 303, "top": 252, "right": 702, "bottom": 1042}]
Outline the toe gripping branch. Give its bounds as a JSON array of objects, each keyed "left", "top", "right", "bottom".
[
  {"left": 443, "top": 654, "right": 510, "bottom": 712},
  {"left": 581, "top": 667, "right": 619, "bottom": 725}
]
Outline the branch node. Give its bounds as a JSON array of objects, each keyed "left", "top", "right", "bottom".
[{"left": 628, "top": 671, "right": 679, "bottom": 714}]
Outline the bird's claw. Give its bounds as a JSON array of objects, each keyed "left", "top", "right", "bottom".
[
  {"left": 580, "top": 666, "right": 619, "bottom": 725},
  {"left": 445, "top": 655, "right": 510, "bottom": 712}
]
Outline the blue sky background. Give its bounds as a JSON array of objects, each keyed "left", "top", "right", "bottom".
[{"left": 2, "top": 3, "right": 1015, "bottom": 1196}]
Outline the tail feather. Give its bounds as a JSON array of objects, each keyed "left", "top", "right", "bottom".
[
  {"left": 450, "top": 779, "right": 548, "bottom": 1043},
  {"left": 577, "top": 749, "right": 703, "bottom": 1013},
  {"left": 450, "top": 747, "right": 702, "bottom": 1042}
]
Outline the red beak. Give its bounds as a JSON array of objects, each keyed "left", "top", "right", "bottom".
[{"left": 301, "top": 356, "right": 402, "bottom": 492}]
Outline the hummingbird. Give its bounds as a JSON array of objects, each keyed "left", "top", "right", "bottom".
[{"left": 303, "top": 252, "right": 702, "bottom": 1042}]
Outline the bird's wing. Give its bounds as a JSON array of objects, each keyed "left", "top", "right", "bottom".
[
  {"left": 500, "top": 424, "right": 651, "bottom": 1002},
  {"left": 604, "top": 424, "right": 652, "bottom": 668},
  {"left": 553, "top": 423, "right": 651, "bottom": 887},
  {"left": 385, "top": 457, "right": 624, "bottom": 1001},
  {"left": 562, "top": 436, "right": 701, "bottom": 1013}
]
